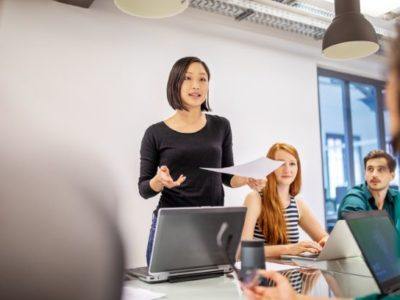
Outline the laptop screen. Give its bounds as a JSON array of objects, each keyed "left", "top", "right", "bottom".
[
  {"left": 345, "top": 211, "right": 400, "bottom": 294},
  {"left": 149, "top": 207, "right": 246, "bottom": 274}
]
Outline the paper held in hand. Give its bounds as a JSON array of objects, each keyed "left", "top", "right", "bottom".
[{"left": 200, "top": 157, "right": 284, "bottom": 179}]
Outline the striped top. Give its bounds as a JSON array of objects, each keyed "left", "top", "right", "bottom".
[
  {"left": 266, "top": 270, "right": 303, "bottom": 293},
  {"left": 254, "top": 196, "right": 300, "bottom": 244},
  {"left": 282, "top": 270, "right": 303, "bottom": 293}
]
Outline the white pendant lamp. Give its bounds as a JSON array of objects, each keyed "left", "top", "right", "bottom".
[{"left": 114, "top": 0, "right": 189, "bottom": 19}]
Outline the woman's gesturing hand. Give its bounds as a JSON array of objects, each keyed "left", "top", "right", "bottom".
[{"left": 150, "top": 166, "right": 186, "bottom": 192}]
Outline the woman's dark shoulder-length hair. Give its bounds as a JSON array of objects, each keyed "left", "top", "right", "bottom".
[{"left": 166, "top": 56, "right": 211, "bottom": 111}]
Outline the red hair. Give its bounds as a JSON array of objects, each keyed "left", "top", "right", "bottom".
[{"left": 258, "top": 143, "right": 302, "bottom": 245}]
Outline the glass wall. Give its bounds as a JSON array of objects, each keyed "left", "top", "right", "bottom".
[
  {"left": 317, "top": 69, "right": 396, "bottom": 231},
  {"left": 349, "top": 82, "right": 379, "bottom": 185},
  {"left": 318, "top": 76, "right": 349, "bottom": 230}
]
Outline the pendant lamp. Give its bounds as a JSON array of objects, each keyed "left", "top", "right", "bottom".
[
  {"left": 114, "top": 0, "right": 189, "bottom": 19},
  {"left": 322, "top": 0, "right": 379, "bottom": 60}
]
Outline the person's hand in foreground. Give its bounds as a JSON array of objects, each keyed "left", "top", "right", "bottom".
[
  {"left": 243, "top": 270, "right": 298, "bottom": 300},
  {"left": 244, "top": 270, "right": 338, "bottom": 300}
]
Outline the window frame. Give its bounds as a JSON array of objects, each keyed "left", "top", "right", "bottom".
[{"left": 317, "top": 68, "right": 386, "bottom": 230}]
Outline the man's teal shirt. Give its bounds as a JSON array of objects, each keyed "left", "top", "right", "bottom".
[
  {"left": 338, "top": 183, "right": 400, "bottom": 299},
  {"left": 357, "top": 293, "right": 400, "bottom": 300},
  {"left": 337, "top": 182, "right": 400, "bottom": 232}
]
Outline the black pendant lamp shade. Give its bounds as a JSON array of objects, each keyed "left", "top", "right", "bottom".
[{"left": 322, "top": 0, "right": 379, "bottom": 60}]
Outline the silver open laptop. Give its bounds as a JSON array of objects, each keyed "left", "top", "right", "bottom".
[
  {"left": 127, "top": 206, "right": 246, "bottom": 283},
  {"left": 281, "top": 220, "right": 361, "bottom": 261}
]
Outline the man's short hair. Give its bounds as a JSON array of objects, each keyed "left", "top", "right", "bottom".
[{"left": 364, "top": 150, "right": 397, "bottom": 172}]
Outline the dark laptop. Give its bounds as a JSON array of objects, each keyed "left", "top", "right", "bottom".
[
  {"left": 127, "top": 206, "right": 246, "bottom": 283},
  {"left": 344, "top": 211, "right": 400, "bottom": 295}
]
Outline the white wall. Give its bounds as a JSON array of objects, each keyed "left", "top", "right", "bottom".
[{"left": 0, "top": 0, "right": 384, "bottom": 267}]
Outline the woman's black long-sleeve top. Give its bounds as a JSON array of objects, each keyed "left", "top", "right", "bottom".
[{"left": 138, "top": 114, "right": 234, "bottom": 215}]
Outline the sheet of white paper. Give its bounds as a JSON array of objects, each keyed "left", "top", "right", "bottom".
[
  {"left": 235, "top": 261, "right": 299, "bottom": 272},
  {"left": 200, "top": 157, "right": 284, "bottom": 179},
  {"left": 121, "top": 286, "right": 165, "bottom": 300}
]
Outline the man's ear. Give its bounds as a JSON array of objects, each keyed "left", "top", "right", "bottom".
[{"left": 391, "top": 171, "right": 395, "bottom": 180}]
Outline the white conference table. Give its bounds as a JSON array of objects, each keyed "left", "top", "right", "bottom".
[{"left": 126, "top": 257, "right": 380, "bottom": 299}]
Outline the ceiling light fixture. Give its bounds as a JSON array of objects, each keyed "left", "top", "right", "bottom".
[
  {"left": 322, "top": 0, "right": 379, "bottom": 60},
  {"left": 114, "top": 0, "right": 189, "bottom": 19}
]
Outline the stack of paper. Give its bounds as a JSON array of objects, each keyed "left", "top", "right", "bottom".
[{"left": 201, "top": 157, "right": 283, "bottom": 179}]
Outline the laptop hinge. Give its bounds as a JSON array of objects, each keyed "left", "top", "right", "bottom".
[
  {"left": 168, "top": 269, "right": 225, "bottom": 283},
  {"left": 168, "top": 265, "right": 230, "bottom": 275}
]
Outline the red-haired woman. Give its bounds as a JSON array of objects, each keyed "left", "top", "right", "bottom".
[{"left": 241, "top": 143, "right": 329, "bottom": 257}]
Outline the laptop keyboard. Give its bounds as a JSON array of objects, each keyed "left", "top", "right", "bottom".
[{"left": 299, "top": 251, "right": 319, "bottom": 258}]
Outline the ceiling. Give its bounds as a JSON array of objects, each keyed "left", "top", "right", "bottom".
[
  {"left": 319, "top": 0, "right": 400, "bottom": 18},
  {"left": 53, "top": 0, "right": 400, "bottom": 57},
  {"left": 54, "top": 1, "right": 400, "bottom": 38},
  {"left": 189, "top": 0, "right": 400, "bottom": 48}
]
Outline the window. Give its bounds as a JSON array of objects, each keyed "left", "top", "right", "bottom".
[{"left": 318, "top": 69, "right": 398, "bottom": 232}]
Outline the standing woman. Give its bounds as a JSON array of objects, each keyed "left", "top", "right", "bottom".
[{"left": 139, "top": 57, "right": 263, "bottom": 265}]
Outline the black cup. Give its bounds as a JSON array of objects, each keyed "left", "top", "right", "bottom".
[{"left": 240, "top": 240, "right": 266, "bottom": 286}]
